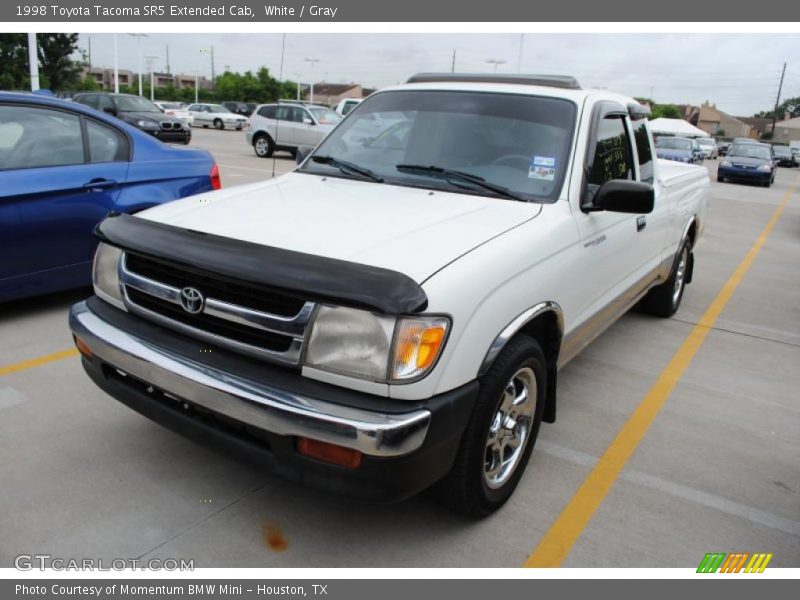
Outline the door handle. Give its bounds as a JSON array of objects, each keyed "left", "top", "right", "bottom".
[
  {"left": 636, "top": 216, "right": 647, "bottom": 232},
  {"left": 83, "top": 178, "right": 118, "bottom": 191}
]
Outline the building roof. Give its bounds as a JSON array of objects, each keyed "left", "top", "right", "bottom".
[
  {"left": 737, "top": 117, "right": 771, "bottom": 133},
  {"left": 774, "top": 116, "right": 800, "bottom": 129}
]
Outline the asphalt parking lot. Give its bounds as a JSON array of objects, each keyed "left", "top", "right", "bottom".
[{"left": 1, "top": 128, "right": 798, "bottom": 568}]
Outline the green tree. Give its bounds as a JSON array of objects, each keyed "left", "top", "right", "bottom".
[
  {"left": 0, "top": 33, "right": 30, "bottom": 90},
  {"left": 754, "top": 96, "right": 800, "bottom": 120},
  {"left": 0, "top": 33, "right": 82, "bottom": 91}
]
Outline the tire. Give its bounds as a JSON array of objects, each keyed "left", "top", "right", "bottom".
[
  {"left": 640, "top": 241, "right": 690, "bottom": 318},
  {"left": 213, "top": 119, "right": 224, "bottom": 130},
  {"left": 253, "top": 134, "right": 274, "bottom": 158},
  {"left": 717, "top": 175, "right": 724, "bottom": 183},
  {"left": 432, "top": 334, "right": 546, "bottom": 517}
]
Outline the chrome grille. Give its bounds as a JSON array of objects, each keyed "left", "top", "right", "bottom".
[
  {"left": 160, "top": 121, "right": 182, "bottom": 130},
  {"left": 119, "top": 253, "right": 315, "bottom": 366}
]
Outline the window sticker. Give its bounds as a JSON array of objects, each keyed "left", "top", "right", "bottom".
[{"left": 529, "top": 155, "right": 557, "bottom": 181}]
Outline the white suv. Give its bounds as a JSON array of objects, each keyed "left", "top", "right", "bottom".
[{"left": 246, "top": 102, "right": 342, "bottom": 157}]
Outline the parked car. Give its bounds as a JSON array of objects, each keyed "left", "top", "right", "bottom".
[
  {"left": 73, "top": 93, "right": 191, "bottom": 144},
  {"left": 69, "top": 73, "right": 709, "bottom": 516},
  {"left": 718, "top": 142, "right": 776, "bottom": 186},
  {"left": 186, "top": 103, "right": 248, "bottom": 130},
  {"left": 717, "top": 141, "right": 731, "bottom": 156},
  {"left": 696, "top": 137, "right": 718, "bottom": 159},
  {"left": 154, "top": 101, "right": 194, "bottom": 126},
  {"left": 335, "top": 98, "right": 362, "bottom": 116},
  {"left": 0, "top": 92, "right": 220, "bottom": 303},
  {"left": 654, "top": 136, "right": 703, "bottom": 164},
  {"left": 222, "top": 101, "right": 255, "bottom": 117},
  {"left": 772, "top": 145, "right": 797, "bottom": 167},
  {"left": 246, "top": 102, "right": 342, "bottom": 157}
]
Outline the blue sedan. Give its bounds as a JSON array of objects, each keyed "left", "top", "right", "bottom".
[
  {"left": 717, "top": 143, "right": 776, "bottom": 187},
  {"left": 0, "top": 92, "right": 221, "bottom": 303}
]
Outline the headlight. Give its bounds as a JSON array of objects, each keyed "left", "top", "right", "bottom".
[
  {"left": 757, "top": 164, "right": 772, "bottom": 172},
  {"left": 719, "top": 160, "right": 731, "bottom": 168},
  {"left": 137, "top": 120, "right": 159, "bottom": 130},
  {"left": 304, "top": 305, "right": 449, "bottom": 383},
  {"left": 92, "top": 243, "right": 126, "bottom": 311}
]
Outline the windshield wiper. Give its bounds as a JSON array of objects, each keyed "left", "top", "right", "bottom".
[
  {"left": 395, "top": 164, "right": 526, "bottom": 202},
  {"left": 310, "top": 155, "right": 384, "bottom": 183}
]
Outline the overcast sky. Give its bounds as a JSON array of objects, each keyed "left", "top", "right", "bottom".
[{"left": 77, "top": 33, "right": 800, "bottom": 116}]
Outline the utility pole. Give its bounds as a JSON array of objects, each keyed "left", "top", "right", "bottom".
[
  {"left": 194, "top": 73, "right": 199, "bottom": 104},
  {"left": 305, "top": 57, "right": 320, "bottom": 103},
  {"left": 451, "top": 49, "right": 456, "bottom": 73},
  {"left": 145, "top": 55, "right": 157, "bottom": 101},
  {"left": 210, "top": 45, "right": 215, "bottom": 91},
  {"left": 771, "top": 62, "right": 787, "bottom": 138},
  {"left": 88, "top": 36, "right": 92, "bottom": 71},
  {"left": 165, "top": 44, "right": 170, "bottom": 75},
  {"left": 27, "top": 33, "right": 40, "bottom": 91},
  {"left": 516, "top": 34, "right": 524, "bottom": 73},
  {"left": 128, "top": 33, "right": 149, "bottom": 96}
]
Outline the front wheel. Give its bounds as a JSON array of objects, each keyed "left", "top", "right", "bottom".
[
  {"left": 253, "top": 134, "right": 274, "bottom": 158},
  {"left": 214, "top": 118, "right": 224, "bottom": 130},
  {"left": 432, "top": 335, "right": 546, "bottom": 517},
  {"left": 640, "top": 241, "right": 690, "bottom": 318}
]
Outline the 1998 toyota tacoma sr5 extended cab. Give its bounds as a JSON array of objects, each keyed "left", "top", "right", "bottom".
[{"left": 70, "top": 74, "right": 709, "bottom": 516}]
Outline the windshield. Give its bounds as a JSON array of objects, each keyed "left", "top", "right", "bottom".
[
  {"left": 308, "top": 107, "right": 342, "bottom": 125},
  {"left": 729, "top": 145, "right": 771, "bottom": 160},
  {"left": 116, "top": 96, "right": 161, "bottom": 112},
  {"left": 697, "top": 138, "right": 714, "bottom": 146},
  {"left": 300, "top": 90, "right": 577, "bottom": 202},
  {"left": 159, "top": 103, "right": 183, "bottom": 110},
  {"left": 774, "top": 146, "right": 790, "bottom": 156},
  {"left": 656, "top": 137, "right": 692, "bottom": 151}
]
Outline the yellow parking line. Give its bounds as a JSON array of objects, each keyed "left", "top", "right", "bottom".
[
  {"left": 524, "top": 179, "right": 797, "bottom": 568},
  {"left": 0, "top": 348, "right": 79, "bottom": 378}
]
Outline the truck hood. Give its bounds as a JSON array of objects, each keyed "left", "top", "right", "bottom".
[{"left": 137, "top": 172, "right": 541, "bottom": 283}]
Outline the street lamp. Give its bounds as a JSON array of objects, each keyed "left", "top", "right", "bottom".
[
  {"left": 128, "top": 33, "right": 150, "bottom": 96},
  {"left": 486, "top": 59, "right": 506, "bottom": 73},
  {"left": 305, "top": 58, "right": 320, "bottom": 103},
  {"left": 145, "top": 55, "right": 158, "bottom": 101}
]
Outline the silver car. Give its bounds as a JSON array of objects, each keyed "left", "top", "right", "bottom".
[
  {"left": 186, "top": 103, "right": 248, "bottom": 130},
  {"left": 246, "top": 102, "right": 342, "bottom": 158}
]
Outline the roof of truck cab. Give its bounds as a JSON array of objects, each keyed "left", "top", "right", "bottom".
[{"left": 376, "top": 80, "right": 640, "bottom": 108}]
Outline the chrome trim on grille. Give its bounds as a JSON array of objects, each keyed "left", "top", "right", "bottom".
[{"left": 119, "top": 254, "right": 314, "bottom": 366}]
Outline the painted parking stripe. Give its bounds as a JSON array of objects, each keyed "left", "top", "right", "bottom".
[
  {"left": 0, "top": 348, "right": 79, "bottom": 378},
  {"left": 525, "top": 177, "right": 797, "bottom": 567}
]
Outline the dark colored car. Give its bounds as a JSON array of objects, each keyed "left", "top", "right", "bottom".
[
  {"left": 654, "top": 136, "right": 703, "bottom": 164},
  {"left": 73, "top": 92, "right": 191, "bottom": 144},
  {"left": 718, "top": 143, "right": 776, "bottom": 187},
  {"left": 0, "top": 92, "right": 220, "bottom": 302},
  {"left": 222, "top": 101, "right": 254, "bottom": 116},
  {"left": 773, "top": 145, "right": 797, "bottom": 167},
  {"left": 718, "top": 141, "right": 731, "bottom": 156}
]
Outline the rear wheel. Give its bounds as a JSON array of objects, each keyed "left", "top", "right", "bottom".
[
  {"left": 253, "top": 134, "right": 274, "bottom": 158},
  {"left": 432, "top": 335, "right": 546, "bottom": 517},
  {"left": 640, "top": 241, "right": 690, "bottom": 318}
]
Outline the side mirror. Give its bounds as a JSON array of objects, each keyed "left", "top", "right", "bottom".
[
  {"left": 585, "top": 180, "right": 654, "bottom": 214},
  {"left": 303, "top": 117, "right": 314, "bottom": 125},
  {"left": 296, "top": 145, "right": 315, "bottom": 165}
]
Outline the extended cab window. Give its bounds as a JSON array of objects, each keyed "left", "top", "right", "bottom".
[
  {"left": 588, "top": 116, "right": 633, "bottom": 186},
  {"left": 302, "top": 90, "right": 577, "bottom": 203},
  {"left": 632, "top": 120, "right": 654, "bottom": 184}
]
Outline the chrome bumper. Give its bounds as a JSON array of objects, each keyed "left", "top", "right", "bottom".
[{"left": 69, "top": 302, "right": 431, "bottom": 457}]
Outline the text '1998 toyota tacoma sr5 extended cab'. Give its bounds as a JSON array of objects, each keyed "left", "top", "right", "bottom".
[{"left": 70, "top": 73, "right": 709, "bottom": 516}]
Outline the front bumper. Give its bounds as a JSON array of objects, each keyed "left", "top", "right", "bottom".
[
  {"left": 69, "top": 299, "right": 478, "bottom": 501},
  {"left": 718, "top": 166, "right": 772, "bottom": 182},
  {"left": 145, "top": 129, "right": 191, "bottom": 143}
]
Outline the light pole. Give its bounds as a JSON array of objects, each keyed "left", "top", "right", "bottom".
[
  {"left": 145, "top": 55, "right": 157, "bottom": 101},
  {"left": 128, "top": 33, "right": 149, "bottom": 96},
  {"left": 486, "top": 59, "right": 506, "bottom": 73},
  {"left": 293, "top": 72, "right": 302, "bottom": 101},
  {"left": 113, "top": 33, "right": 119, "bottom": 93},
  {"left": 194, "top": 72, "right": 199, "bottom": 104},
  {"left": 305, "top": 58, "right": 320, "bottom": 103}
]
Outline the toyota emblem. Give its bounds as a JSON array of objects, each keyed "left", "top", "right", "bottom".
[{"left": 179, "top": 287, "right": 204, "bottom": 314}]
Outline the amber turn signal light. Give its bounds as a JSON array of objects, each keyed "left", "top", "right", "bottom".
[
  {"left": 73, "top": 336, "right": 93, "bottom": 358},
  {"left": 297, "top": 437, "right": 362, "bottom": 469}
]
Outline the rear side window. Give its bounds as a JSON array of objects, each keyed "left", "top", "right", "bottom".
[
  {"left": 86, "top": 119, "right": 128, "bottom": 163},
  {"left": 96, "top": 95, "right": 115, "bottom": 112},
  {"left": 632, "top": 120, "right": 654, "bottom": 184},
  {"left": 258, "top": 105, "right": 277, "bottom": 119},
  {"left": 588, "top": 116, "right": 633, "bottom": 186},
  {"left": 0, "top": 105, "right": 84, "bottom": 170},
  {"left": 79, "top": 94, "right": 98, "bottom": 109}
]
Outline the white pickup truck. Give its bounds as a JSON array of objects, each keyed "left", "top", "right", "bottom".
[{"left": 70, "top": 74, "right": 709, "bottom": 516}]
